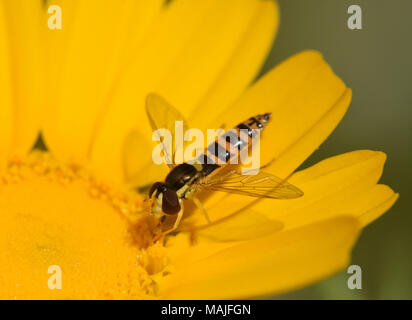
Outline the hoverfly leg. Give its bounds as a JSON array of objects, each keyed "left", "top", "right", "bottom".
[
  {"left": 189, "top": 228, "right": 198, "bottom": 246},
  {"left": 152, "top": 215, "right": 166, "bottom": 242},
  {"left": 154, "top": 208, "right": 184, "bottom": 242},
  {"left": 192, "top": 196, "right": 211, "bottom": 224},
  {"left": 157, "top": 215, "right": 166, "bottom": 227}
]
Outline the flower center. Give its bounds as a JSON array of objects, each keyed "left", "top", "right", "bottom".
[{"left": 0, "top": 152, "right": 167, "bottom": 299}]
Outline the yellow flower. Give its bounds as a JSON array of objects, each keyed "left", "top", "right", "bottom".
[{"left": 0, "top": 0, "right": 398, "bottom": 299}]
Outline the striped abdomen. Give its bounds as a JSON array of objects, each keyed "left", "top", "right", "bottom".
[{"left": 198, "top": 113, "right": 272, "bottom": 178}]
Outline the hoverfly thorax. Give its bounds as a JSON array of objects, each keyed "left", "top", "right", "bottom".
[{"left": 165, "top": 163, "right": 198, "bottom": 191}]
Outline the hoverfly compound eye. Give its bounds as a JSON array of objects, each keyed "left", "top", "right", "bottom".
[{"left": 162, "top": 189, "right": 181, "bottom": 215}]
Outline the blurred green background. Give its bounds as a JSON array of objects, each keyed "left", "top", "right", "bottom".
[{"left": 260, "top": 0, "right": 411, "bottom": 299}]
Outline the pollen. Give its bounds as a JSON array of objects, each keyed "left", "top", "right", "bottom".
[{"left": 0, "top": 152, "right": 168, "bottom": 299}]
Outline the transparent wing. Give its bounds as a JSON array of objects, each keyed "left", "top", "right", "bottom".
[
  {"left": 198, "top": 169, "right": 304, "bottom": 199},
  {"left": 146, "top": 93, "right": 189, "bottom": 168}
]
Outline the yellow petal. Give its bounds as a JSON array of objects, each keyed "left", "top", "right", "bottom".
[
  {"left": 184, "top": 51, "right": 351, "bottom": 226},
  {"left": 184, "top": 150, "right": 396, "bottom": 234},
  {"left": 209, "top": 50, "right": 350, "bottom": 177},
  {"left": 356, "top": 184, "right": 399, "bottom": 227},
  {"left": 91, "top": 0, "right": 278, "bottom": 183},
  {"left": 194, "top": 210, "right": 283, "bottom": 242},
  {"left": 1, "top": 0, "right": 43, "bottom": 155},
  {"left": 188, "top": 0, "right": 279, "bottom": 128},
  {"left": 160, "top": 217, "right": 360, "bottom": 299},
  {"left": 253, "top": 150, "right": 397, "bottom": 230},
  {"left": 0, "top": 3, "right": 13, "bottom": 166},
  {"left": 42, "top": 0, "right": 164, "bottom": 164}
]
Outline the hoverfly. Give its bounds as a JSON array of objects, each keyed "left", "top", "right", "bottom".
[{"left": 145, "top": 93, "right": 303, "bottom": 239}]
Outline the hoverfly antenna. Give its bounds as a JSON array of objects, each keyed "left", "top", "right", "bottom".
[{"left": 263, "top": 113, "right": 272, "bottom": 122}]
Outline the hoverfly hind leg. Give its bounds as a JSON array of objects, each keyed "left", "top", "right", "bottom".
[
  {"left": 153, "top": 208, "right": 184, "bottom": 242},
  {"left": 152, "top": 215, "right": 166, "bottom": 242},
  {"left": 193, "top": 196, "right": 211, "bottom": 224}
]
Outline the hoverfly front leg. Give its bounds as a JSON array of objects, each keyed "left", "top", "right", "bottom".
[{"left": 153, "top": 208, "right": 184, "bottom": 242}]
